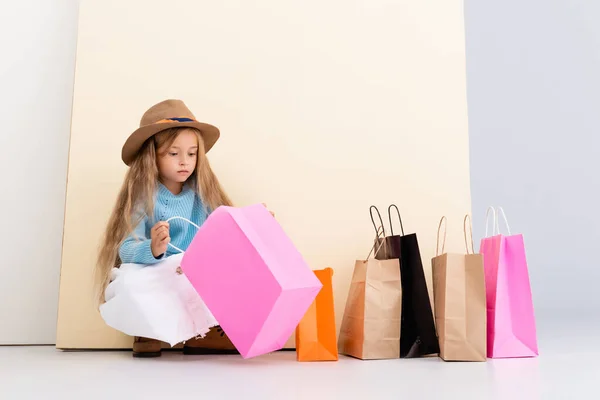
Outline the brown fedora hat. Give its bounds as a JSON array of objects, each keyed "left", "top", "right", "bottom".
[{"left": 121, "top": 99, "right": 220, "bottom": 165}]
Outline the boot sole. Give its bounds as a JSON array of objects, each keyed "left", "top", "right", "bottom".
[
  {"left": 132, "top": 351, "right": 162, "bottom": 358},
  {"left": 183, "top": 347, "right": 239, "bottom": 355}
]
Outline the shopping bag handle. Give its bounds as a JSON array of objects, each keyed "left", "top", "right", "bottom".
[
  {"left": 437, "top": 215, "right": 475, "bottom": 255},
  {"left": 495, "top": 207, "right": 512, "bottom": 235},
  {"left": 436, "top": 216, "right": 447, "bottom": 256},
  {"left": 485, "top": 206, "right": 497, "bottom": 237},
  {"left": 370, "top": 205, "right": 386, "bottom": 237},
  {"left": 464, "top": 214, "right": 475, "bottom": 254},
  {"left": 484, "top": 206, "right": 512, "bottom": 236},
  {"left": 365, "top": 225, "right": 387, "bottom": 261},
  {"left": 388, "top": 204, "right": 405, "bottom": 236},
  {"left": 164, "top": 216, "right": 200, "bottom": 254}
]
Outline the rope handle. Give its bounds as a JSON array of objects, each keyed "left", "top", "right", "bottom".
[
  {"left": 164, "top": 216, "right": 200, "bottom": 254},
  {"left": 495, "top": 207, "right": 512, "bottom": 235},
  {"left": 365, "top": 225, "right": 387, "bottom": 261},
  {"left": 388, "top": 204, "right": 405, "bottom": 236},
  {"left": 464, "top": 214, "right": 475, "bottom": 254},
  {"left": 484, "top": 206, "right": 512, "bottom": 237},
  {"left": 436, "top": 214, "right": 475, "bottom": 255},
  {"left": 436, "top": 216, "right": 447, "bottom": 256},
  {"left": 485, "top": 206, "right": 496, "bottom": 237},
  {"left": 370, "top": 206, "right": 385, "bottom": 237}
]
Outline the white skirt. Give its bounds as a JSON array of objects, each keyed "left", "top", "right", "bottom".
[{"left": 99, "top": 253, "right": 218, "bottom": 347}]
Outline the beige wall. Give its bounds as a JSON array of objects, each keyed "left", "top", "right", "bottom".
[{"left": 57, "top": 0, "right": 472, "bottom": 349}]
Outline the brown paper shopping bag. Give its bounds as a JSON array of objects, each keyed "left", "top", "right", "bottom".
[
  {"left": 432, "top": 215, "right": 487, "bottom": 362},
  {"left": 370, "top": 205, "right": 439, "bottom": 358},
  {"left": 338, "top": 227, "right": 402, "bottom": 360}
]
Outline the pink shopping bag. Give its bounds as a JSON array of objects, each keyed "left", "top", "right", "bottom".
[
  {"left": 480, "top": 207, "right": 538, "bottom": 358},
  {"left": 181, "top": 204, "right": 323, "bottom": 359}
]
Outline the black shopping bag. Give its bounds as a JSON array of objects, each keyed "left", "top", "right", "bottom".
[{"left": 371, "top": 205, "right": 439, "bottom": 358}]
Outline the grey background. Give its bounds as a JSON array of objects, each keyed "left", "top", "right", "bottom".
[{"left": 466, "top": 0, "right": 600, "bottom": 316}]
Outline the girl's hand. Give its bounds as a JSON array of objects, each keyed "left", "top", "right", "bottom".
[{"left": 151, "top": 221, "right": 170, "bottom": 258}]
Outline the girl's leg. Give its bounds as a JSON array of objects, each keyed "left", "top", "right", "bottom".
[{"left": 132, "top": 337, "right": 162, "bottom": 358}]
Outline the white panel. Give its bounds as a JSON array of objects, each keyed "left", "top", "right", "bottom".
[{"left": 0, "top": 1, "right": 79, "bottom": 344}]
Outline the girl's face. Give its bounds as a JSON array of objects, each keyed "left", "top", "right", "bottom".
[{"left": 156, "top": 129, "right": 198, "bottom": 190}]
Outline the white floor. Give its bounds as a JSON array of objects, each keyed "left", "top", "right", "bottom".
[{"left": 0, "top": 315, "right": 597, "bottom": 400}]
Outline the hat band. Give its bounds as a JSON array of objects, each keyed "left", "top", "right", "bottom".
[{"left": 154, "top": 117, "right": 196, "bottom": 124}]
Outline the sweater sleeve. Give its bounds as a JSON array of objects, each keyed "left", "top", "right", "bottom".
[{"left": 118, "top": 215, "right": 164, "bottom": 265}]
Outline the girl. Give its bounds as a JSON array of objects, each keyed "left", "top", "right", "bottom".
[{"left": 97, "top": 99, "right": 249, "bottom": 357}]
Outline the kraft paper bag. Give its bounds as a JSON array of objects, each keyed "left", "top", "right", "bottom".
[
  {"left": 338, "top": 226, "right": 402, "bottom": 360},
  {"left": 371, "top": 205, "right": 439, "bottom": 358},
  {"left": 295, "top": 268, "right": 339, "bottom": 362},
  {"left": 181, "top": 204, "right": 322, "bottom": 359},
  {"left": 480, "top": 207, "right": 538, "bottom": 358},
  {"left": 432, "top": 215, "right": 487, "bottom": 362}
]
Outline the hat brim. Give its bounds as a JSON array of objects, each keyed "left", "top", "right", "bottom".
[{"left": 122, "top": 121, "right": 220, "bottom": 165}]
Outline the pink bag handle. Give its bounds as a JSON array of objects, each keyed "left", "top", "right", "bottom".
[
  {"left": 165, "top": 216, "right": 200, "bottom": 254},
  {"left": 485, "top": 206, "right": 512, "bottom": 236},
  {"left": 495, "top": 207, "right": 512, "bottom": 235},
  {"left": 485, "top": 206, "right": 497, "bottom": 237}
]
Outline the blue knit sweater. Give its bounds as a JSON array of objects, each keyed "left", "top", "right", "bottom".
[{"left": 118, "top": 183, "right": 208, "bottom": 264}]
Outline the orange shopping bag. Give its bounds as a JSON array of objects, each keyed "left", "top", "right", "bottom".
[{"left": 295, "top": 268, "right": 339, "bottom": 361}]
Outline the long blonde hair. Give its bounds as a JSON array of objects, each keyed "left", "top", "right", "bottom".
[{"left": 95, "top": 127, "right": 232, "bottom": 304}]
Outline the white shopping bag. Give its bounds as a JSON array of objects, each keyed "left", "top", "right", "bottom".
[{"left": 100, "top": 252, "right": 218, "bottom": 347}]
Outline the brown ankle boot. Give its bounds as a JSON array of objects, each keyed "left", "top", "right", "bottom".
[
  {"left": 132, "top": 337, "right": 162, "bottom": 358},
  {"left": 183, "top": 326, "right": 239, "bottom": 355}
]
